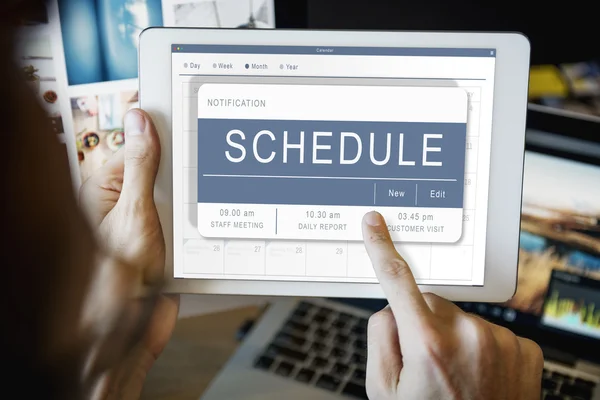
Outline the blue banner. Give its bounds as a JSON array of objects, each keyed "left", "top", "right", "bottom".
[{"left": 197, "top": 119, "right": 467, "bottom": 208}]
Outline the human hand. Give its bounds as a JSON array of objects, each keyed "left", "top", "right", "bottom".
[
  {"left": 80, "top": 109, "right": 179, "bottom": 399},
  {"left": 362, "top": 211, "right": 544, "bottom": 400}
]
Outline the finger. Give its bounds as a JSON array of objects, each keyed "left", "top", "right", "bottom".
[
  {"left": 517, "top": 337, "right": 544, "bottom": 399},
  {"left": 121, "top": 109, "right": 161, "bottom": 202},
  {"left": 362, "top": 211, "right": 431, "bottom": 326},
  {"left": 85, "top": 146, "right": 125, "bottom": 189},
  {"left": 102, "top": 147, "right": 125, "bottom": 179},
  {"left": 79, "top": 150, "right": 125, "bottom": 226},
  {"left": 489, "top": 324, "right": 521, "bottom": 399},
  {"left": 422, "top": 292, "right": 462, "bottom": 320},
  {"left": 366, "top": 306, "right": 402, "bottom": 399}
]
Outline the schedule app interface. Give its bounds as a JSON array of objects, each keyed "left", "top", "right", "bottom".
[{"left": 172, "top": 44, "right": 496, "bottom": 286}]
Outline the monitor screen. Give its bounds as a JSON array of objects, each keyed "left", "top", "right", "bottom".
[
  {"left": 459, "top": 139, "right": 600, "bottom": 340},
  {"left": 508, "top": 147, "right": 600, "bottom": 337},
  {"left": 511, "top": 149, "right": 600, "bottom": 314},
  {"left": 542, "top": 270, "right": 600, "bottom": 339}
]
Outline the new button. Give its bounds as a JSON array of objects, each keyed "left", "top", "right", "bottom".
[{"left": 375, "top": 182, "right": 416, "bottom": 206}]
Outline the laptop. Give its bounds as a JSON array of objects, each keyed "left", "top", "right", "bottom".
[{"left": 200, "top": 108, "right": 600, "bottom": 400}]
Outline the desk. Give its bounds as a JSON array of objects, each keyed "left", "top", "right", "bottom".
[{"left": 141, "top": 305, "right": 262, "bottom": 400}]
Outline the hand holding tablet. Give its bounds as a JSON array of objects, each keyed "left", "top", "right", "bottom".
[{"left": 139, "top": 28, "right": 530, "bottom": 301}]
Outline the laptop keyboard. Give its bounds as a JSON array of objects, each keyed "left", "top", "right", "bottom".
[
  {"left": 542, "top": 368, "right": 597, "bottom": 400},
  {"left": 253, "top": 300, "right": 598, "bottom": 400},
  {"left": 253, "top": 301, "right": 369, "bottom": 399}
]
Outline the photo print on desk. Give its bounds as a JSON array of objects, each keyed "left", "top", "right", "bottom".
[
  {"left": 16, "top": 34, "right": 64, "bottom": 134},
  {"left": 171, "top": 0, "right": 274, "bottom": 28},
  {"left": 57, "top": 0, "right": 163, "bottom": 85},
  {"left": 71, "top": 90, "right": 138, "bottom": 182}
]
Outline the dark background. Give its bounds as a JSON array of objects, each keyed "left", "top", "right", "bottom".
[{"left": 275, "top": 0, "right": 596, "bottom": 65}]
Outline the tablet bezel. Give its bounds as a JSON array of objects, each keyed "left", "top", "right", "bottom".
[{"left": 139, "top": 28, "right": 530, "bottom": 302}]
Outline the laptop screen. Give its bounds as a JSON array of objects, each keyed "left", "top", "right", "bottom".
[
  {"left": 542, "top": 270, "right": 600, "bottom": 339},
  {"left": 497, "top": 143, "right": 600, "bottom": 339}
]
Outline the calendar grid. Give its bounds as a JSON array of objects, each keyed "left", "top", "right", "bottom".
[{"left": 182, "top": 80, "right": 480, "bottom": 281}]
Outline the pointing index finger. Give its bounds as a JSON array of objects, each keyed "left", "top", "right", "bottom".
[{"left": 362, "top": 211, "right": 431, "bottom": 328}]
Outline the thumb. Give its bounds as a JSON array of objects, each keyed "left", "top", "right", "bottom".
[{"left": 122, "top": 109, "right": 161, "bottom": 201}]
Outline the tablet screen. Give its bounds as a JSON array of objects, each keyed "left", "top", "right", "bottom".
[{"left": 171, "top": 44, "right": 496, "bottom": 286}]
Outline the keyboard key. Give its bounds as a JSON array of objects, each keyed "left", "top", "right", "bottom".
[
  {"left": 331, "top": 347, "right": 348, "bottom": 358},
  {"left": 552, "top": 371, "right": 569, "bottom": 380},
  {"left": 254, "top": 355, "right": 275, "bottom": 370},
  {"left": 542, "top": 378, "right": 558, "bottom": 391},
  {"left": 297, "top": 301, "right": 314, "bottom": 312},
  {"left": 332, "top": 319, "right": 347, "bottom": 329},
  {"left": 292, "top": 308, "right": 308, "bottom": 319},
  {"left": 560, "top": 382, "right": 592, "bottom": 398},
  {"left": 332, "top": 362, "right": 350, "bottom": 376},
  {"left": 318, "top": 306, "right": 333, "bottom": 315},
  {"left": 285, "top": 320, "right": 310, "bottom": 333},
  {"left": 339, "top": 312, "right": 354, "bottom": 321},
  {"left": 315, "top": 328, "right": 328, "bottom": 338},
  {"left": 313, "top": 356, "right": 329, "bottom": 368},
  {"left": 574, "top": 378, "right": 596, "bottom": 387},
  {"left": 311, "top": 342, "right": 327, "bottom": 353},
  {"left": 267, "top": 344, "right": 308, "bottom": 362},
  {"left": 335, "top": 333, "right": 350, "bottom": 345},
  {"left": 354, "top": 339, "right": 367, "bottom": 350},
  {"left": 275, "top": 361, "right": 295, "bottom": 377},
  {"left": 295, "top": 368, "right": 315, "bottom": 383},
  {"left": 353, "top": 368, "right": 366, "bottom": 381},
  {"left": 351, "top": 324, "right": 367, "bottom": 335},
  {"left": 314, "top": 313, "right": 328, "bottom": 323},
  {"left": 275, "top": 332, "right": 306, "bottom": 348},
  {"left": 316, "top": 374, "right": 341, "bottom": 391},
  {"left": 351, "top": 353, "right": 367, "bottom": 365},
  {"left": 342, "top": 381, "right": 369, "bottom": 399}
]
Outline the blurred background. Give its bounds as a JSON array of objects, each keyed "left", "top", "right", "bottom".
[{"left": 16, "top": 1, "right": 600, "bottom": 400}]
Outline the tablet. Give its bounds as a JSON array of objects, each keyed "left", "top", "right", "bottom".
[{"left": 139, "top": 28, "right": 530, "bottom": 302}]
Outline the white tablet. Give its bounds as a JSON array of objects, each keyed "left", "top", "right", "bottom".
[{"left": 139, "top": 28, "right": 530, "bottom": 302}]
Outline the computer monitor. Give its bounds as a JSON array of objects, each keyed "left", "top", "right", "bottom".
[
  {"left": 478, "top": 110, "right": 600, "bottom": 341},
  {"left": 460, "top": 111, "right": 600, "bottom": 363}
]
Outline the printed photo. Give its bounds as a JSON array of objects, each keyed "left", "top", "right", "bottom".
[
  {"left": 504, "top": 152, "right": 600, "bottom": 315},
  {"left": 172, "top": 0, "right": 274, "bottom": 28},
  {"left": 71, "top": 90, "right": 138, "bottom": 182},
  {"left": 57, "top": 0, "right": 163, "bottom": 86},
  {"left": 17, "top": 35, "right": 64, "bottom": 134}
]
